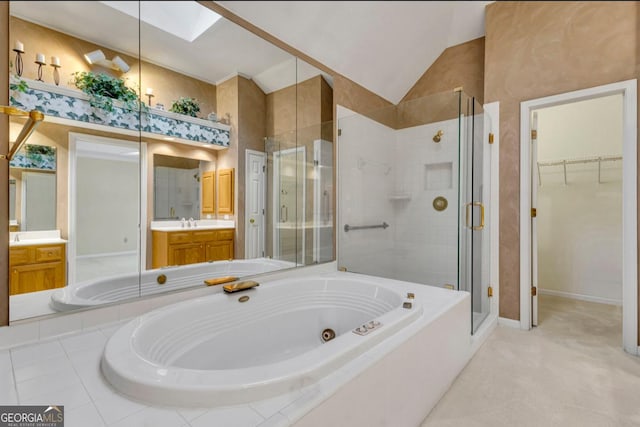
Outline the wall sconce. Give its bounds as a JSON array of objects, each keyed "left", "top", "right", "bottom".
[
  {"left": 84, "top": 49, "right": 130, "bottom": 73},
  {"left": 84, "top": 49, "right": 106, "bottom": 65}
]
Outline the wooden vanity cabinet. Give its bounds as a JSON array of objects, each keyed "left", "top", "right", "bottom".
[
  {"left": 152, "top": 229, "right": 234, "bottom": 268},
  {"left": 201, "top": 171, "right": 215, "bottom": 215},
  {"left": 9, "top": 243, "right": 67, "bottom": 295},
  {"left": 217, "top": 168, "right": 234, "bottom": 215}
]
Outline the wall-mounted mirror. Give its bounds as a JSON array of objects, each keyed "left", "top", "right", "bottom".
[
  {"left": 7, "top": 0, "right": 335, "bottom": 323},
  {"left": 9, "top": 144, "right": 57, "bottom": 232},
  {"left": 153, "top": 154, "right": 209, "bottom": 221}
]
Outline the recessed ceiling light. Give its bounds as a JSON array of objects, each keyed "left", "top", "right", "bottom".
[{"left": 100, "top": 1, "right": 222, "bottom": 43}]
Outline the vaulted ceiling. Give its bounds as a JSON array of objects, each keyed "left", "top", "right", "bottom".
[
  {"left": 217, "top": 1, "right": 490, "bottom": 103},
  {"left": 11, "top": 1, "right": 489, "bottom": 102}
]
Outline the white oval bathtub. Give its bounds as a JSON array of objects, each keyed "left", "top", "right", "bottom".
[
  {"left": 101, "top": 272, "right": 423, "bottom": 407},
  {"left": 50, "top": 258, "right": 295, "bottom": 311}
]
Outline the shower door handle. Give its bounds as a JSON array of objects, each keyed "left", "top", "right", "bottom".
[
  {"left": 280, "top": 205, "right": 288, "bottom": 223},
  {"left": 465, "top": 202, "right": 485, "bottom": 231}
]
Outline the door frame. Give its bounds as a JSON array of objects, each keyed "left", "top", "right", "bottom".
[
  {"left": 68, "top": 132, "right": 147, "bottom": 284},
  {"left": 244, "top": 149, "right": 266, "bottom": 259},
  {"left": 519, "top": 79, "right": 637, "bottom": 354}
]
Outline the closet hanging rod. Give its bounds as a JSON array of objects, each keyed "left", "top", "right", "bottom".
[
  {"left": 537, "top": 155, "right": 621, "bottom": 167},
  {"left": 0, "top": 106, "right": 45, "bottom": 161}
]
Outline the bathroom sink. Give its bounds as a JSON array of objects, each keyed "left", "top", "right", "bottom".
[
  {"left": 150, "top": 219, "right": 235, "bottom": 231},
  {"left": 9, "top": 230, "right": 67, "bottom": 247}
]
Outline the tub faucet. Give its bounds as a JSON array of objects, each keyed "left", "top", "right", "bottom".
[{"left": 223, "top": 280, "right": 260, "bottom": 293}]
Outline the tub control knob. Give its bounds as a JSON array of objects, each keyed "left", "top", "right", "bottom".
[{"left": 356, "top": 326, "right": 368, "bottom": 334}]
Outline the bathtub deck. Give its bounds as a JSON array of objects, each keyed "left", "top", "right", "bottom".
[{"left": 2, "top": 271, "right": 474, "bottom": 427}]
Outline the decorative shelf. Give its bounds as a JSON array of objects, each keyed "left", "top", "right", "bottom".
[{"left": 10, "top": 78, "right": 230, "bottom": 149}]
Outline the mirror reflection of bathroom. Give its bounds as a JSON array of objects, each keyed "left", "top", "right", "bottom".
[
  {"left": 9, "top": 144, "right": 57, "bottom": 233},
  {"left": 153, "top": 154, "right": 207, "bottom": 221},
  {"left": 70, "top": 136, "right": 141, "bottom": 285},
  {"left": 7, "top": 0, "right": 335, "bottom": 323}
]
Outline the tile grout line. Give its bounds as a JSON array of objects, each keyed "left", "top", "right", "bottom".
[
  {"left": 176, "top": 411, "right": 192, "bottom": 427},
  {"left": 59, "top": 335, "right": 112, "bottom": 426},
  {"left": 8, "top": 351, "right": 20, "bottom": 404}
]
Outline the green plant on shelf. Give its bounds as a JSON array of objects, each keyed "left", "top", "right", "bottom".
[
  {"left": 169, "top": 97, "right": 200, "bottom": 117},
  {"left": 9, "top": 59, "right": 29, "bottom": 105},
  {"left": 71, "top": 71, "right": 145, "bottom": 114}
]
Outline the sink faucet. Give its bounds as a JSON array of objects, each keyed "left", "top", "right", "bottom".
[
  {"left": 14, "top": 233, "right": 20, "bottom": 242},
  {"left": 180, "top": 217, "right": 186, "bottom": 228},
  {"left": 188, "top": 217, "right": 196, "bottom": 228}
]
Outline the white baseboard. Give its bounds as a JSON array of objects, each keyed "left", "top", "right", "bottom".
[
  {"left": 76, "top": 250, "right": 138, "bottom": 260},
  {"left": 498, "top": 317, "right": 521, "bottom": 329},
  {"left": 539, "top": 288, "right": 622, "bottom": 306}
]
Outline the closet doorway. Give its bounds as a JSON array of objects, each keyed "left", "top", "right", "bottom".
[{"left": 520, "top": 80, "right": 637, "bottom": 354}]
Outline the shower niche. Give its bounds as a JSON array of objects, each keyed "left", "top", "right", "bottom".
[{"left": 424, "top": 161, "right": 453, "bottom": 191}]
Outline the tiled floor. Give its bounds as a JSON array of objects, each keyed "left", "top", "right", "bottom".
[
  {"left": 1, "top": 321, "right": 280, "bottom": 427},
  {"left": 422, "top": 295, "right": 640, "bottom": 426}
]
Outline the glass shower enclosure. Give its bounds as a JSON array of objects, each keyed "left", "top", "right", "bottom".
[
  {"left": 337, "top": 90, "right": 491, "bottom": 334},
  {"left": 265, "top": 122, "right": 334, "bottom": 266}
]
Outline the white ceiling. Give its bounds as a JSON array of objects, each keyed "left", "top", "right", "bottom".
[
  {"left": 217, "top": 1, "right": 490, "bottom": 103},
  {"left": 10, "top": 1, "right": 307, "bottom": 93},
  {"left": 10, "top": 1, "right": 489, "bottom": 102}
]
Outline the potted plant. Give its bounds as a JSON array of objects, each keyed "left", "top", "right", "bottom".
[
  {"left": 169, "top": 97, "right": 200, "bottom": 117},
  {"left": 9, "top": 60, "right": 29, "bottom": 105},
  {"left": 71, "top": 71, "right": 142, "bottom": 113}
]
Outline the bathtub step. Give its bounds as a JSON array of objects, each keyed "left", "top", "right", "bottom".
[{"left": 204, "top": 276, "right": 239, "bottom": 286}]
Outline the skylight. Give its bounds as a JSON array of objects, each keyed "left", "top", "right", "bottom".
[{"left": 100, "top": 1, "right": 221, "bottom": 43}]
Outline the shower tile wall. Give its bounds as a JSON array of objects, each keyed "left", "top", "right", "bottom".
[
  {"left": 393, "top": 119, "right": 459, "bottom": 286},
  {"left": 339, "top": 109, "right": 459, "bottom": 288},
  {"left": 338, "top": 112, "right": 395, "bottom": 277}
]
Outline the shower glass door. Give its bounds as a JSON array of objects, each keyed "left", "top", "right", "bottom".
[
  {"left": 459, "top": 94, "right": 491, "bottom": 334},
  {"left": 266, "top": 134, "right": 305, "bottom": 265}
]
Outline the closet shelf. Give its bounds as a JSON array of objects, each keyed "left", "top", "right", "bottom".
[{"left": 537, "top": 155, "right": 621, "bottom": 185}]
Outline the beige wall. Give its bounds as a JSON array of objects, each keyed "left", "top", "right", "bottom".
[
  {"left": 236, "top": 76, "right": 267, "bottom": 259},
  {"left": 402, "top": 37, "right": 485, "bottom": 104},
  {"left": 484, "top": 1, "right": 638, "bottom": 322},
  {"left": 333, "top": 74, "right": 396, "bottom": 128},
  {"left": 10, "top": 17, "right": 216, "bottom": 117}
]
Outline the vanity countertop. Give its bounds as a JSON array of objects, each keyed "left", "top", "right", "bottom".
[
  {"left": 9, "top": 230, "right": 68, "bottom": 247},
  {"left": 150, "top": 219, "right": 235, "bottom": 232}
]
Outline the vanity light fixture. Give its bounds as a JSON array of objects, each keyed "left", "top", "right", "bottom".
[
  {"left": 111, "top": 56, "right": 130, "bottom": 73},
  {"left": 0, "top": 106, "right": 45, "bottom": 161},
  {"left": 84, "top": 49, "right": 106, "bottom": 65},
  {"left": 84, "top": 49, "right": 130, "bottom": 73}
]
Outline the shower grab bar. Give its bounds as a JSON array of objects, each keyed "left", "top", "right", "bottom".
[{"left": 344, "top": 222, "right": 389, "bottom": 232}]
